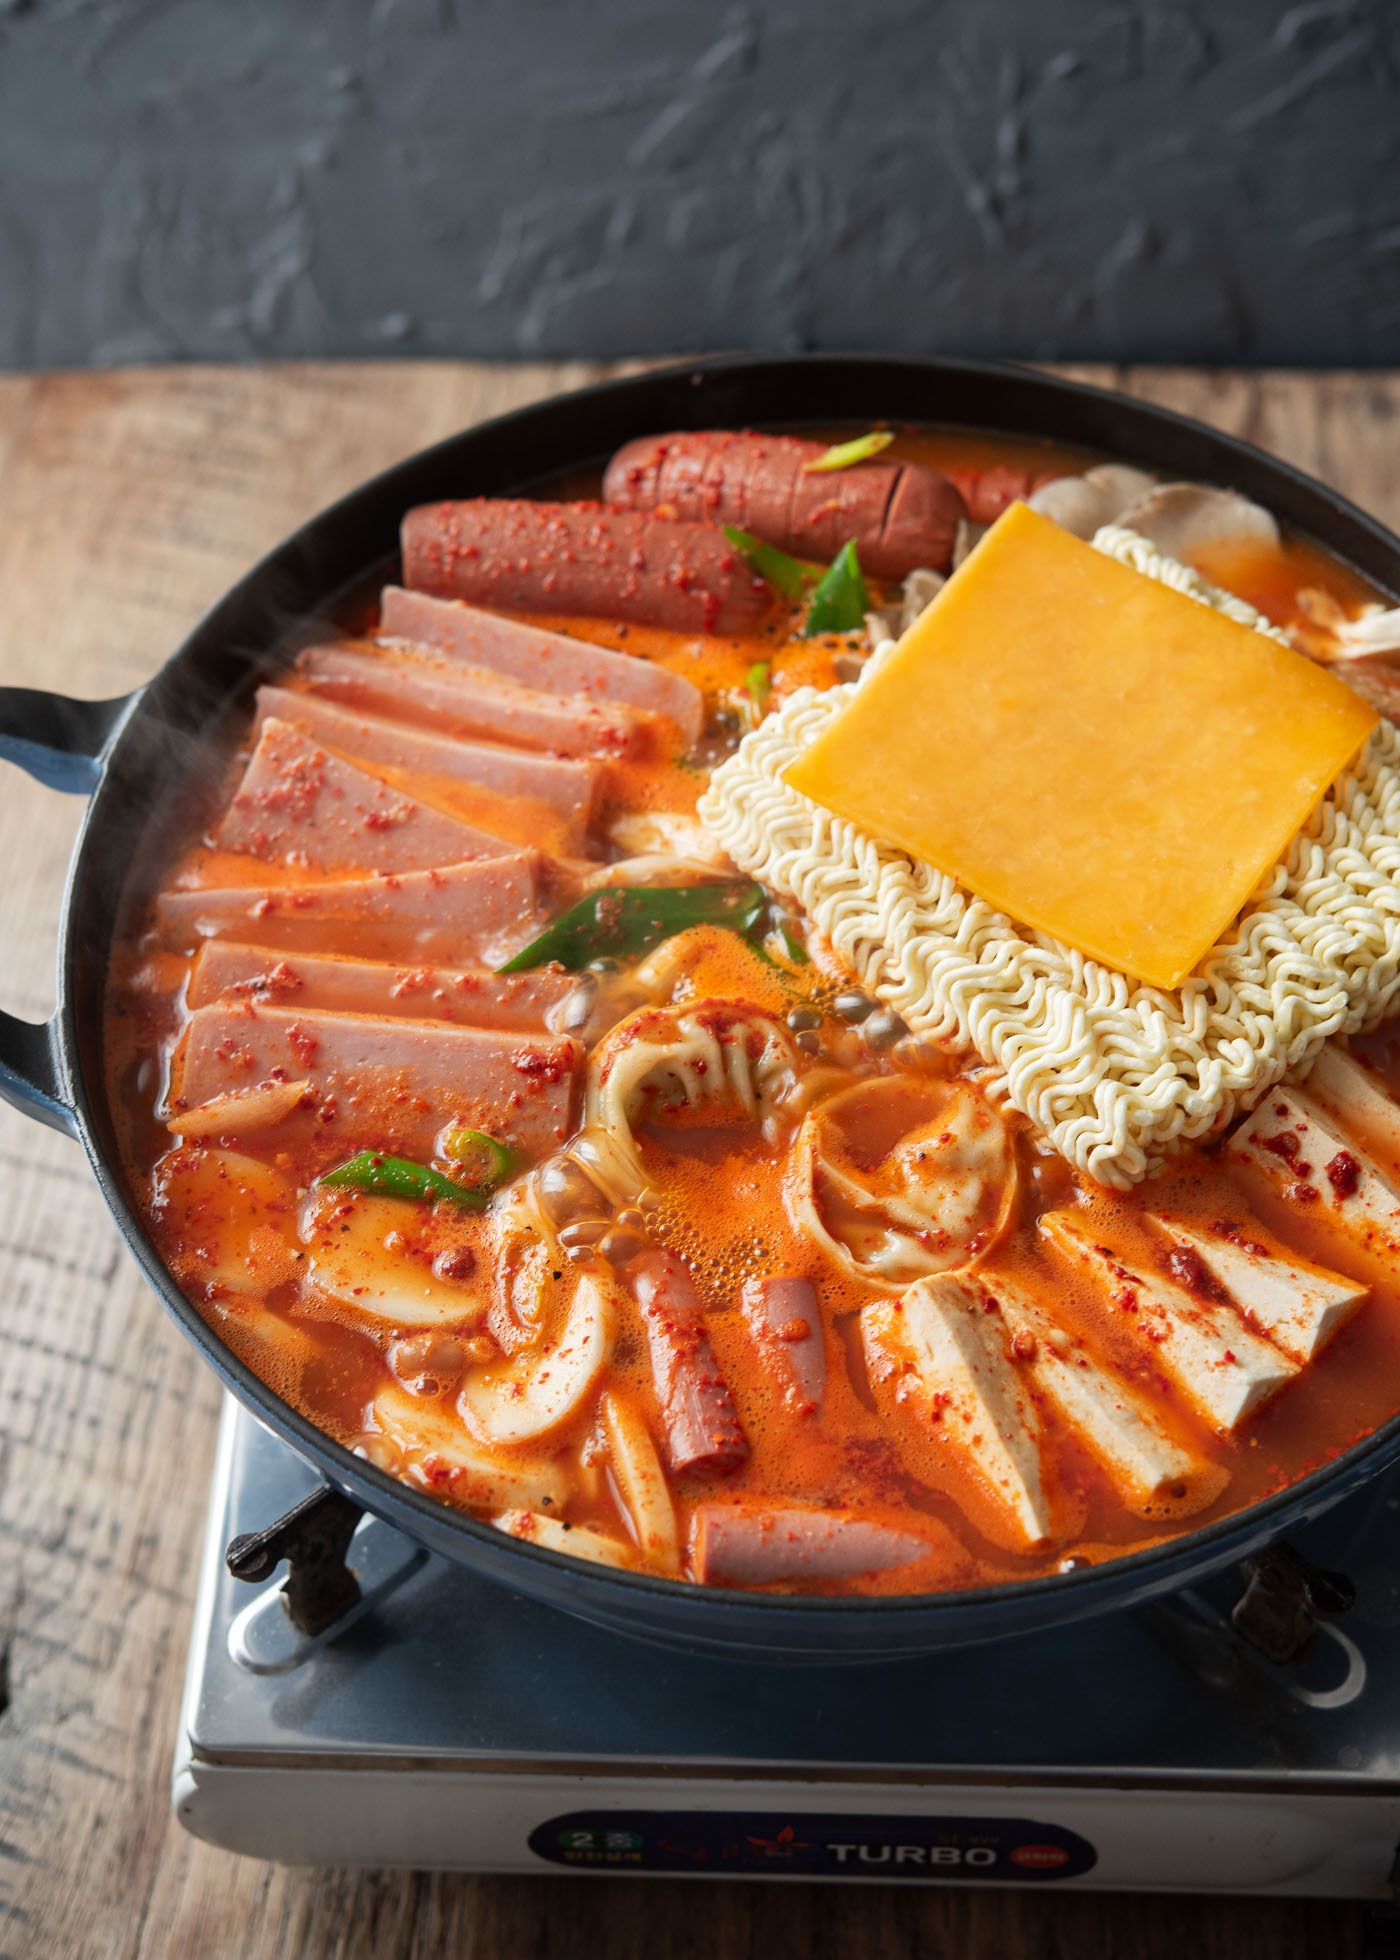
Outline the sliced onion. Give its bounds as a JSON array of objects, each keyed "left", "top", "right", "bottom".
[{"left": 165, "top": 1075, "right": 312, "bottom": 1138}]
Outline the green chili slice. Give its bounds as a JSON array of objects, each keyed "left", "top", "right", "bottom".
[
  {"left": 803, "top": 430, "right": 895, "bottom": 473},
  {"left": 442, "top": 1126, "right": 515, "bottom": 1189},
  {"left": 722, "top": 525, "right": 811, "bottom": 599},
  {"left": 320, "top": 1150, "right": 492, "bottom": 1209},
  {"left": 498, "top": 880, "right": 767, "bottom": 974},
  {"left": 777, "top": 921, "right": 811, "bottom": 965},
  {"left": 801, "top": 540, "right": 871, "bottom": 638},
  {"left": 745, "top": 660, "right": 772, "bottom": 711}
]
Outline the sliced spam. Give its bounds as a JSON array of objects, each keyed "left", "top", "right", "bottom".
[
  {"left": 1042, "top": 1211, "right": 1297, "bottom": 1433},
  {"left": 217, "top": 719, "right": 514, "bottom": 873},
  {"left": 255, "top": 685, "right": 599, "bottom": 843},
  {"left": 862, "top": 1274, "right": 1053, "bottom": 1550},
  {"left": 988, "top": 1274, "right": 1227, "bottom": 1519},
  {"left": 187, "top": 941, "right": 579, "bottom": 1029},
  {"left": 1301, "top": 1045, "right": 1400, "bottom": 1173},
  {"left": 1227, "top": 1086, "right": 1400, "bottom": 1254},
  {"left": 157, "top": 854, "right": 545, "bottom": 965},
  {"left": 1148, "top": 1216, "right": 1366, "bottom": 1365},
  {"left": 379, "top": 586, "right": 704, "bottom": 742},
  {"left": 296, "top": 641, "right": 648, "bottom": 758},
  {"left": 173, "top": 1003, "right": 581, "bottom": 1159}
]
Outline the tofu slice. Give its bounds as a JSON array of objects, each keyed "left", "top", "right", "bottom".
[
  {"left": 1228, "top": 1087, "right": 1400, "bottom": 1253},
  {"left": 990, "top": 1276, "right": 1226, "bottom": 1519},
  {"left": 1303, "top": 1045, "right": 1400, "bottom": 1171},
  {"left": 862, "top": 1274, "right": 1053, "bottom": 1550},
  {"left": 1042, "top": 1211, "right": 1297, "bottom": 1433},
  {"left": 1149, "top": 1217, "right": 1366, "bottom": 1364}
]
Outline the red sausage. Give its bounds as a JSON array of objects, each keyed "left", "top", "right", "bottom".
[
  {"left": 603, "top": 430, "right": 966, "bottom": 578},
  {"left": 740, "top": 1275, "right": 826, "bottom": 1417},
  {"left": 627, "top": 1250, "right": 749, "bottom": 1477},
  {"left": 948, "top": 464, "right": 1063, "bottom": 526},
  {"left": 401, "top": 499, "right": 771, "bottom": 635},
  {"left": 691, "top": 1504, "right": 929, "bottom": 1587}
]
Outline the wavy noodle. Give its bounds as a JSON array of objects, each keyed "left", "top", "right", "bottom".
[{"left": 697, "top": 529, "right": 1400, "bottom": 1188}]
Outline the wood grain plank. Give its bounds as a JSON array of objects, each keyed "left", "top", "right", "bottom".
[{"left": 0, "top": 361, "right": 1391, "bottom": 1960}]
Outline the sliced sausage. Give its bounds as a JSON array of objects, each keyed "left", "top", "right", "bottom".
[
  {"left": 254, "top": 686, "right": 599, "bottom": 844},
  {"left": 603, "top": 430, "right": 966, "bottom": 579},
  {"left": 379, "top": 587, "right": 705, "bottom": 742},
  {"left": 295, "top": 643, "right": 648, "bottom": 760},
  {"left": 400, "top": 499, "right": 772, "bottom": 635},
  {"left": 217, "top": 720, "right": 513, "bottom": 874},
  {"left": 691, "top": 1504, "right": 930, "bottom": 1587},
  {"left": 626, "top": 1249, "right": 748, "bottom": 1477},
  {"left": 739, "top": 1275, "right": 826, "bottom": 1416},
  {"left": 947, "top": 464, "right": 1062, "bottom": 526}
]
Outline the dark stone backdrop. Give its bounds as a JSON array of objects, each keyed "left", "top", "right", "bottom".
[{"left": 0, "top": 0, "right": 1395, "bottom": 369}]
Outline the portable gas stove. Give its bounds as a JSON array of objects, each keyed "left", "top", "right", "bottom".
[{"left": 175, "top": 1395, "right": 1400, "bottom": 1919}]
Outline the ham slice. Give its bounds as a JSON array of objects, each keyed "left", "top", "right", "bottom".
[
  {"left": 254, "top": 686, "right": 598, "bottom": 842},
  {"left": 1042, "top": 1211, "right": 1297, "bottom": 1433},
  {"left": 296, "top": 642, "right": 648, "bottom": 759},
  {"left": 626, "top": 1250, "right": 748, "bottom": 1477},
  {"left": 739, "top": 1275, "right": 826, "bottom": 1417},
  {"left": 157, "top": 854, "right": 546, "bottom": 965},
  {"left": 863, "top": 1275, "right": 1053, "bottom": 1550},
  {"left": 691, "top": 1504, "right": 930, "bottom": 1587},
  {"left": 172, "top": 1003, "right": 581, "bottom": 1159},
  {"left": 379, "top": 587, "right": 704, "bottom": 742},
  {"left": 187, "top": 942, "right": 578, "bottom": 1029},
  {"left": 217, "top": 719, "right": 511, "bottom": 873}
]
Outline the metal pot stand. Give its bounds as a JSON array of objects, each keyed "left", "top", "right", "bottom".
[{"left": 177, "top": 1395, "right": 1400, "bottom": 1928}]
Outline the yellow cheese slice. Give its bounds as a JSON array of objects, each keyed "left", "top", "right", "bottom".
[{"left": 784, "top": 501, "right": 1377, "bottom": 988}]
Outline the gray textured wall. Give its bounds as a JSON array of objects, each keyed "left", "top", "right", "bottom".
[{"left": 0, "top": 0, "right": 1396, "bottom": 369}]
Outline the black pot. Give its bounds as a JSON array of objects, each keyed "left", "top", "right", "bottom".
[{"left": 5, "top": 355, "right": 1400, "bottom": 1663}]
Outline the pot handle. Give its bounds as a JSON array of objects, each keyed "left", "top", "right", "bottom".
[{"left": 0, "top": 685, "right": 137, "bottom": 1133}]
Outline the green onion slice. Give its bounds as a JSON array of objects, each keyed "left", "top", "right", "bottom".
[
  {"left": 722, "top": 525, "right": 811, "bottom": 599},
  {"left": 801, "top": 541, "right": 871, "bottom": 638},
  {"left": 777, "top": 921, "right": 811, "bottom": 965},
  {"left": 498, "top": 880, "right": 767, "bottom": 974},
  {"left": 442, "top": 1127, "right": 515, "bottom": 1190},
  {"left": 803, "top": 430, "right": 895, "bottom": 473}
]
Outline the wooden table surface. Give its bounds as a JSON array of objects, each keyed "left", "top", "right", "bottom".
[{"left": 1, "top": 361, "right": 1396, "bottom": 1960}]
